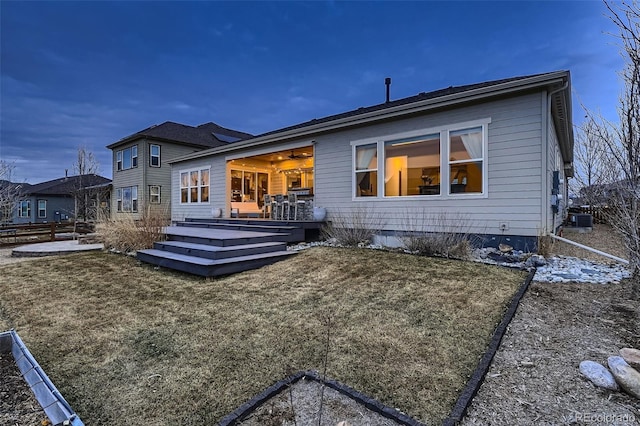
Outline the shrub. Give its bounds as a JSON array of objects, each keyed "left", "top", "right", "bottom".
[
  {"left": 400, "top": 210, "right": 474, "bottom": 259},
  {"left": 321, "top": 206, "right": 386, "bottom": 247},
  {"left": 96, "top": 205, "right": 170, "bottom": 253}
]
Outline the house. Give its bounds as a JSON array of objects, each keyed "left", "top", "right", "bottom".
[
  {"left": 8, "top": 174, "right": 111, "bottom": 224},
  {"left": 106, "top": 121, "right": 253, "bottom": 219},
  {"left": 166, "top": 71, "right": 574, "bottom": 251}
]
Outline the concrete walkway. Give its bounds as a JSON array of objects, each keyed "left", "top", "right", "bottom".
[{"left": 11, "top": 240, "right": 104, "bottom": 257}]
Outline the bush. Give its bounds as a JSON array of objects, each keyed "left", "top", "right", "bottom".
[
  {"left": 400, "top": 210, "right": 474, "bottom": 259},
  {"left": 96, "top": 205, "right": 170, "bottom": 253},
  {"left": 321, "top": 206, "right": 386, "bottom": 247}
]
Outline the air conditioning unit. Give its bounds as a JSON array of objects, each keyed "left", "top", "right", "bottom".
[{"left": 575, "top": 214, "right": 593, "bottom": 228}]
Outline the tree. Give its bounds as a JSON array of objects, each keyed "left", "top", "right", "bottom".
[
  {"left": 70, "top": 146, "right": 101, "bottom": 231},
  {"left": 0, "top": 161, "right": 23, "bottom": 225},
  {"left": 582, "top": 1, "right": 640, "bottom": 277}
]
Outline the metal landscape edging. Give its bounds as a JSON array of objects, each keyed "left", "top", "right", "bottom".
[
  {"left": 442, "top": 268, "right": 536, "bottom": 425},
  {"left": 0, "top": 329, "right": 84, "bottom": 426},
  {"left": 219, "top": 369, "right": 425, "bottom": 426}
]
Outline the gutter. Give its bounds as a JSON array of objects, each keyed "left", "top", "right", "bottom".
[{"left": 169, "top": 72, "right": 570, "bottom": 164}]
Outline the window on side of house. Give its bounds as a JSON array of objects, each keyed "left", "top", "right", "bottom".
[
  {"left": 384, "top": 133, "right": 440, "bottom": 197},
  {"left": 352, "top": 120, "right": 489, "bottom": 199},
  {"left": 18, "top": 200, "right": 30, "bottom": 218},
  {"left": 180, "top": 168, "right": 210, "bottom": 203},
  {"left": 118, "top": 186, "right": 138, "bottom": 212},
  {"left": 149, "top": 185, "right": 161, "bottom": 204},
  {"left": 150, "top": 144, "right": 161, "bottom": 167},
  {"left": 38, "top": 200, "right": 47, "bottom": 218},
  {"left": 354, "top": 143, "right": 378, "bottom": 197},
  {"left": 448, "top": 127, "right": 484, "bottom": 195},
  {"left": 116, "top": 188, "right": 122, "bottom": 212},
  {"left": 117, "top": 145, "right": 138, "bottom": 171}
]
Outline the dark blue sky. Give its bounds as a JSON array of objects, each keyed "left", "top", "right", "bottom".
[{"left": 0, "top": 1, "right": 622, "bottom": 183}]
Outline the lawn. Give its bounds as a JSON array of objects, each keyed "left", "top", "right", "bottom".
[{"left": 0, "top": 247, "right": 526, "bottom": 425}]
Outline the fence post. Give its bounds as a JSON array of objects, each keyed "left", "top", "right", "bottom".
[{"left": 50, "top": 222, "right": 55, "bottom": 242}]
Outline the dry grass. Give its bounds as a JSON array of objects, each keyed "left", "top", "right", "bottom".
[
  {"left": 96, "top": 205, "right": 170, "bottom": 252},
  {"left": 0, "top": 247, "right": 525, "bottom": 425},
  {"left": 554, "top": 224, "right": 629, "bottom": 262}
]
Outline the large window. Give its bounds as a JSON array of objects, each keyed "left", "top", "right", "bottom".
[
  {"left": 384, "top": 134, "right": 440, "bottom": 196},
  {"left": 150, "top": 144, "right": 161, "bottom": 167},
  {"left": 231, "top": 170, "right": 269, "bottom": 206},
  {"left": 352, "top": 120, "right": 488, "bottom": 198},
  {"left": 117, "top": 145, "right": 138, "bottom": 171},
  {"left": 38, "top": 200, "right": 47, "bottom": 218},
  {"left": 18, "top": 201, "right": 30, "bottom": 218},
  {"left": 116, "top": 186, "right": 138, "bottom": 212},
  {"left": 180, "top": 168, "right": 210, "bottom": 203}
]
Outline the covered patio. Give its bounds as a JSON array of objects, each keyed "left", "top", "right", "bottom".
[{"left": 226, "top": 145, "right": 316, "bottom": 219}]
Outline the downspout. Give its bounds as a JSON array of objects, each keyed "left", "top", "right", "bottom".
[{"left": 546, "top": 80, "right": 569, "bottom": 236}]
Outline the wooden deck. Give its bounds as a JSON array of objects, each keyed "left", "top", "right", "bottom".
[{"left": 137, "top": 218, "right": 323, "bottom": 277}]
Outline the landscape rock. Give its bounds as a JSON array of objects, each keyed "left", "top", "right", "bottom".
[
  {"left": 579, "top": 360, "right": 619, "bottom": 391},
  {"left": 607, "top": 356, "right": 640, "bottom": 399},
  {"left": 499, "top": 243, "right": 513, "bottom": 253},
  {"left": 620, "top": 348, "right": 640, "bottom": 370},
  {"left": 525, "top": 254, "right": 547, "bottom": 267}
]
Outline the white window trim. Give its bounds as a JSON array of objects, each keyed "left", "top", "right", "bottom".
[
  {"left": 150, "top": 144, "right": 161, "bottom": 168},
  {"left": 116, "top": 145, "right": 139, "bottom": 171},
  {"left": 149, "top": 185, "right": 161, "bottom": 204},
  {"left": 38, "top": 200, "right": 47, "bottom": 218},
  {"left": 351, "top": 118, "right": 490, "bottom": 201},
  {"left": 18, "top": 200, "right": 31, "bottom": 218},
  {"left": 179, "top": 167, "right": 211, "bottom": 204}
]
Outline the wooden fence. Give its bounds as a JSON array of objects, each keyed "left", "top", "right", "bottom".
[
  {"left": 0, "top": 222, "right": 93, "bottom": 245},
  {"left": 568, "top": 206, "right": 610, "bottom": 225}
]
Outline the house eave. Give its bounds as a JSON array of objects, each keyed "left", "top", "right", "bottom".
[{"left": 168, "top": 71, "right": 572, "bottom": 165}]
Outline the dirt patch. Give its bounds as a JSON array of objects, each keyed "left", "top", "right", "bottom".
[
  {"left": 0, "top": 353, "right": 48, "bottom": 425},
  {"left": 0, "top": 248, "right": 39, "bottom": 266},
  {"left": 461, "top": 279, "right": 639, "bottom": 425},
  {"left": 554, "top": 224, "right": 630, "bottom": 262}
]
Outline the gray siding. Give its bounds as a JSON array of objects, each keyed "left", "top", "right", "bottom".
[
  {"left": 171, "top": 91, "right": 568, "bottom": 239},
  {"left": 111, "top": 139, "right": 202, "bottom": 219}
]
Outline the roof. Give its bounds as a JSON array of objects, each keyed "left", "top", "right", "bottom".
[
  {"left": 23, "top": 174, "right": 112, "bottom": 196},
  {"left": 169, "top": 70, "right": 574, "bottom": 168},
  {"left": 107, "top": 121, "right": 254, "bottom": 149}
]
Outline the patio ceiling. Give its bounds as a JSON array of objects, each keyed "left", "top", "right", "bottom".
[{"left": 240, "top": 146, "right": 313, "bottom": 163}]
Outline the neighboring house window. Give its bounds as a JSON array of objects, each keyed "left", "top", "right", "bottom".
[
  {"left": 117, "top": 145, "right": 138, "bottom": 171},
  {"left": 180, "top": 168, "right": 210, "bottom": 203},
  {"left": 18, "top": 201, "right": 30, "bottom": 218},
  {"left": 150, "top": 144, "right": 161, "bottom": 167},
  {"left": 117, "top": 186, "right": 138, "bottom": 212},
  {"left": 352, "top": 119, "right": 489, "bottom": 198},
  {"left": 354, "top": 144, "right": 378, "bottom": 197},
  {"left": 149, "top": 185, "right": 161, "bottom": 204},
  {"left": 38, "top": 200, "right": 47, "bottom": 218}
]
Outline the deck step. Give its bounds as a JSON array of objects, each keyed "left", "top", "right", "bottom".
[
  {"left": 137, "top": 249, "right": 296, "bottom": 277},
  {"left": 176, "top": 221, "right": 304, "bottom": 240},
  {"left": 154, "top": 240, "right": 286, "bottom": 260},
  {"left": 163, "top": 226, "right": 293, "bottom": 246}
]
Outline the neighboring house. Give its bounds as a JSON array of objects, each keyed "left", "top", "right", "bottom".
[
  {"left": 106, "top": 121, "right": 253, "bottom": 219},
  {"left": 9, "top": 174, "right": 111, "bottom": 224},
  {"left": 167, "top": 71, "right": 574, "bottom": 251}
]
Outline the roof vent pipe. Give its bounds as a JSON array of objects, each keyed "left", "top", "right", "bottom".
[{"left": 385, "top": 77, "right": 391, "bottom": 103}]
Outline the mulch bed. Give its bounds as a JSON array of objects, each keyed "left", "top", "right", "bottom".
[{"left": 0, "top": 353, "right": 48, "bottom": 425}]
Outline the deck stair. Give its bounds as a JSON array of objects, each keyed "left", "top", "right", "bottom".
[{"left": 137, "top": 219, "right": 309, "bottom": 277}]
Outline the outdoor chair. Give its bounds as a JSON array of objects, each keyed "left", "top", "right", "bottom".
[{"left": 287, "top": 192, "right": 307, "bottom": 220}]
